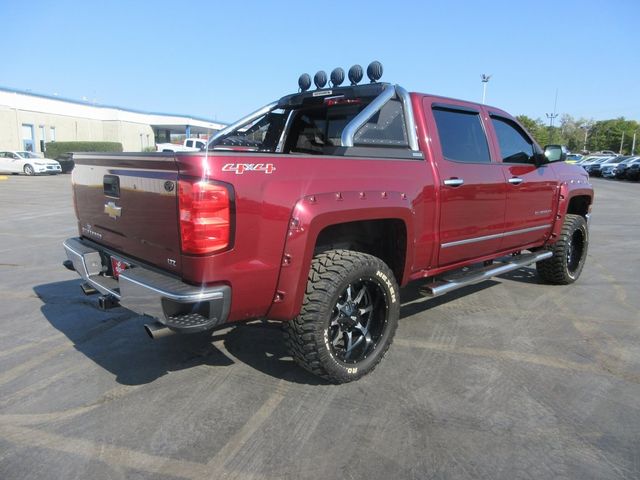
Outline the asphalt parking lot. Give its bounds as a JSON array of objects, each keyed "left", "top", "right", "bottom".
[{"left": 0, "top": 174, "right": 639, "bottom": 480}]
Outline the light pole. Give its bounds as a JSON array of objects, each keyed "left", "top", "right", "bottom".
[
  {"left": 545, "top": 89, "right": 559, "bottom": 144},
  {"left": 632, "top": 131, "right": 637, "bottom": 155},
  {"left": 481, "top": 74, "right": 491, "bottom": 104},
  {"left": 546, "top": 113, "right": 558, "bottom": 143}
]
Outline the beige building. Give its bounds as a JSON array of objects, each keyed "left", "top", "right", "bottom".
[{"left": 0, "top": 87, "right": 226, "bottom": 153}]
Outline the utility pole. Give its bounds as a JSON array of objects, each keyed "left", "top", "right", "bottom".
[
  {"left": 632, "top": 131, "right": 637, "bottom": 155},
  {"left": 481, "top": 74, "right": 491, "bottom": 104},
  {"left": 619, "top": 131, "right": 625, "bottom": 154}
]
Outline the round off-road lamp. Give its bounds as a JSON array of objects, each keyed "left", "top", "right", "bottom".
[
  {"left": 348, "top": 64, "right": 363, "bottom": 85},
  {"left": 298, "top": 73, "right": 311, "bottom": 92},
  {"left": 314, "top": 71, "right": 328, "bottom": 89},
  {"left": 367, "top": 61, "right": 383, "bottom": 83}
]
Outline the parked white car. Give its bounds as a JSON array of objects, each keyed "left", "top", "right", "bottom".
[{"left": 0, "top": 151, "right": 62, "bottom": 175}]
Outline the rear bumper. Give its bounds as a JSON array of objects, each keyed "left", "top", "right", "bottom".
[{"left": 63, "top": 237, "right": 231, "bottom": 333}]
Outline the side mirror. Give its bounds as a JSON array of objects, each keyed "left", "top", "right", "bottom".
[{"left": 543, "top": 144, "right": 567, "bottom": 163}]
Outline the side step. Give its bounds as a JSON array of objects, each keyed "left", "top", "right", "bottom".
[{"left": 419, "top": 251, "right": 552, "bottom": 298}]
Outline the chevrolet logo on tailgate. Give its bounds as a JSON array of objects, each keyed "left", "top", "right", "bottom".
[{"left": 104, "top": 201, "right": 122, "bottom": 219}]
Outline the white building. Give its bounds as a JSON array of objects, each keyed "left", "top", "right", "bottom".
[{"left": 0, "top": 86, "right": 226, "bottom": 153}]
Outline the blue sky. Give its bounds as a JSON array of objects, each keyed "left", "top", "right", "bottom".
[{"left": 1, "top": 0, "right": 638, "bottom": 124}]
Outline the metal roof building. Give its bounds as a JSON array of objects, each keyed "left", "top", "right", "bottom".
[{"left": 0, "top": 86, "right": 226, "bottom": 153}]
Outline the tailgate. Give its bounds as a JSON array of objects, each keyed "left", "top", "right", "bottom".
[{"left": 71, "top": 153, "right": 182, "bottom": 274}]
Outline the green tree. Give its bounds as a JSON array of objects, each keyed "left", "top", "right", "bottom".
[{"left": 516, "top": 115, "right": 547, "bottom": 146}]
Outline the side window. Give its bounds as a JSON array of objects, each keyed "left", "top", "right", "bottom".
[
  {"left": 491, "top": 117, "right": 535, "bottom": 164},
  {"left": 185, "top": 140, "right": 193, "bottom": 148},
  {"left": 432, "top": 107, "right": 491, "bottom": 163},
  {"left": 354, "top": 99, "right": 408, "bottom": 148}
]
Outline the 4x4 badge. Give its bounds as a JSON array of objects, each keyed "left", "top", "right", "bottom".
[{"left": 104, "top": 201, "right": 122, "bottom": 219}]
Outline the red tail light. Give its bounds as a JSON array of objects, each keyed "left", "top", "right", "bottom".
[{"left": 178, "top": 180, "right": 231, "bottom": 254}]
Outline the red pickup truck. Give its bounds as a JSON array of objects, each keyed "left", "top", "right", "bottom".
[{"left": 63, "top": 64, "right": 593, "bottom": 383}]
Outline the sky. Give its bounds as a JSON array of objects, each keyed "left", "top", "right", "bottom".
[{"left": 1, "top": 0, "right": 639, "bottom": 125}]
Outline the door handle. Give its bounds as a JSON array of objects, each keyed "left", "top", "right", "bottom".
[
  {"left": 443, "top": 178, "right": 464, "bottom": 187},
  {"left": 508, "top": 177, "right": 523, "bottom": 185}
]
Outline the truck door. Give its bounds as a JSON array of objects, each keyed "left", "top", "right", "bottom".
[
  {"left": 488, "top": 115, "right": 558, "bottom": 251},
  {"left": 424, "top": 101, "right": 507, "bottom": 267}
]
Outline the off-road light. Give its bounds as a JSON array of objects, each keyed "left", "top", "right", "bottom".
[
  {"left": 314, "top": 71, "right": 327, "bottom": 89},
  {"left": 348, "top": 64, "right": 363, "bottom": 85},
  {"left": 330, "top": 67, "right": 345, "bottom": 87},
  {"left": 367, "top": 61, "right": 383, "bottom": 83},
  {"left": 298, "top": 73, "right": 311, "bottom": 92}
]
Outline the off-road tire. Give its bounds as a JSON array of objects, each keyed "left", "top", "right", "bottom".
[
  {"left": 537, "top": 214, "right": 588, "bottom": 284},
  {"left": 283, "top": 249, "right": 400, "bottom": 384},
  {"left": 23, "top": 164, "right": 35, "bottom": 176}
]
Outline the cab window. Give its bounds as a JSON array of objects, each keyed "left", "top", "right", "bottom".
[
  {"left": 491, "top": 117, "right": 536, "bottom": 164},
  {"left": 432, "top": 107, "right": 491, "bottom": 163}
]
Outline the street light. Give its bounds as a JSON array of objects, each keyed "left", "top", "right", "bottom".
[
  {"left": 481, "top": 74, "right": 491, "bottom": 104},
  {"left": 546, "top": 113, "right": 558, "bottom": 143}
]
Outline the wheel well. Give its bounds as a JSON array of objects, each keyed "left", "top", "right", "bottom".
[
  {"left": 567, "top": 195, "right": 591, "bottom": 218},
  {"left": 314, "top": 219, "right": 407, "bottom": 283}
]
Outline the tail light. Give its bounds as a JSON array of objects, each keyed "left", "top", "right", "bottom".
[{"left": 178, "top": 179, "right": 231, "bottom": 254}]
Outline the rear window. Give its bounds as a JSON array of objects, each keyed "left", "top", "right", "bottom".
[
  {"left": 432, "top": 107, "right": 491, "bottom": 163},
  {"left": 354, "top": 99, "right": 408, "bottom": 147},
  {"left": 212, "top": 97, "right": 412, "bottom": 155}
]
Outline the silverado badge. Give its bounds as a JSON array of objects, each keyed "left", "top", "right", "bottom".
[{"left": 104, "top": 201, "right": 122, "bottom": 219}]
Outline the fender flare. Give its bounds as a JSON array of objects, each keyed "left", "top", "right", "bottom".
[
  {"left": 266, "top": 190, "right": 414, "bottom": 321},
  {"left": 549, "top": 181, "right": 594, "bottom": 239}
]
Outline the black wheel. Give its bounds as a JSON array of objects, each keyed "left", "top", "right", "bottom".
[
  {"left": 537, "top": 214, "right": 588, "bottom": 284},
  {"left": 23, "top": 164, "right": 35, "bottom": 176},
  {"left": 283, "top": 249, "right": 400, "bottom": 384}
]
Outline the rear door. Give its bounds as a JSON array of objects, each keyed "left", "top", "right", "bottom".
[
  {"left": 488, "top": 114, "right": 558, "bottom": 250},
  {"left": 424, "top": 100, "right": 506, "bottom": 267}
]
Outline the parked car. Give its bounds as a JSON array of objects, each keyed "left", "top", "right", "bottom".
[
  {"left": 581, "top": 156, "right": 613, "bottom": 175},
  {"left": 0, "top": 151, "right": 62, "bottom": 175},
  {"left": 585, "top": 156, "right": 619, "bottom": 176},
  {"left": 566, "top": 154, "right": 583, "bottom": 163},
  {"left": 601, "top": 156, "right": 633, "bottom": 178},
  {"left": 626, "top": 161, "right": 640, "bottom": 180},
  {"left": 62, "top": 64, "right": 593, "bottom": 383},
  {"left": 617, "top": 157, "right": 640, "bottom": 179}
]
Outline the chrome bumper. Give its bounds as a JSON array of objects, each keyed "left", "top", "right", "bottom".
[{"left": 63, "top": 237, "right": 231, "bottom": 332}]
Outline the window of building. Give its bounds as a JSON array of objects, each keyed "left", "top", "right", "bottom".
[
  {"left": 21, "top": 124, "right": 35, "bottom": 152},
  {"left": 50, "top": 127, "right": 56, "bottom": 142},
  {"left": 432, "top": 107, "right": 491, "bottom": 163},
  {"left": 39, "top": 125, "right": 46, "bottom": 153},
  {"left": 491, "top": 117, "right": 536, "bottom": 164}
]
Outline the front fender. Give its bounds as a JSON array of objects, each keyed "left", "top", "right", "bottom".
[
  {"left": 549, "top": 180, "right": 594, "bottom": 240},
  {"left": 266, "top": 190, "right": 413, "bottom": 321}
]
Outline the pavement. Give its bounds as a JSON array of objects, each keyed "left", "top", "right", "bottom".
[{"left": 0, "top": 174, "right": 639, "bottom": 480}]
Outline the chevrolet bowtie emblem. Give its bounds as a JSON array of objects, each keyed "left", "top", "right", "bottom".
[{"left": 104, "top": 201, "right": 122, "bottom": 219}]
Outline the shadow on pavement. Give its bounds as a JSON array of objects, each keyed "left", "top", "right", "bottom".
[
  {"left": 34, "top": 267, "right": 540, "bottom": 386},
  {"left": 34, "top": 279, "right": 324, "bottom": 386}
]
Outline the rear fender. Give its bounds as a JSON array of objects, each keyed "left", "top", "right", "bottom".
[{"left": 266, "top": 190, "right": 413, "bottom": 321}]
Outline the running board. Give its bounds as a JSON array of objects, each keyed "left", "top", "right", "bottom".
[{"left": 419, "top": 251, "right": 553, "bottom": 298}]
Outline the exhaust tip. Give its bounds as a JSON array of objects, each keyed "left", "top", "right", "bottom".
[
  {"left": 144, "top": 321, "right": 175, "bottom": 340},
  {"left": 143, "top": 324, "right": 154, "bottom": 339}
]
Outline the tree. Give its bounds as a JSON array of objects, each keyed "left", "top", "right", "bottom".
[{"left": 516, "top": 115, "right": 547, "bottom": 146}]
